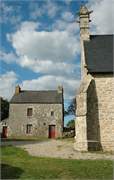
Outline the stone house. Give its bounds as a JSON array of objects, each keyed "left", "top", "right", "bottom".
[
  {"left": 74, "top": 6, "right": 114, "bottom": 151},
  {"left": 8, "top": 85, "right": 64, "bottom": 138},
  {"left": 0, "top": 97, "right": 9, "bottom": 138}
]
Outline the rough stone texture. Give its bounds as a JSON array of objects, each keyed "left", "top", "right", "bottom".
[
  {"left": 74, "top": 6, "right": 114, "bottom": 152},
  {"left": 8, "top": 103, "right": 63, "bottom": 138},
  {"left": 92, "top": 74, "right": 114, "bottom": 151},
  {"left": 74, "top": 77, "right": 91, "bottom": 151},
  {"left": 74, "top": 74, "right": 114, "bottom": 152},
  {"left": 79, "top": 6, "right": 90, "bottom": 41}
]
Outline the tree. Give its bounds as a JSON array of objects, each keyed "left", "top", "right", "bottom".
[
  {"left": 64, "top": 109, "right": 69, "bottom": 116},
  {"left": 65, "top": 98, "right": 76, "bottom": 116},
  {"left": 0, "top": 97, "right": 9, "bottom": 120},
  {"left": 66, "top": 119, "right": 75, "bottom": 129}
]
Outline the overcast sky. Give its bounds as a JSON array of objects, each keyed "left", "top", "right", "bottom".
[{"left": 0, "top": 0, "right": 113, "bottom": 102}]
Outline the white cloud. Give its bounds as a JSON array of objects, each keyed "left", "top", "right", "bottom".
[
  {"left": 5, "top": 19, "right": 81, "bottom": 100},
  {"left": 19, "top": 55, "right": 79, "bottom": 77},
  {"left": 29, "top": 0, "right": 61, "bottom": 19},
  {"left": 46, "top": 0, "right": 60, "bottom": 18},
  {"left": 21, "top": 75, "right": 80, "bottom": 99},
  {"left": 53, "top": 19, "right": 79, "bottom": 34},
  {"left": 8, "top": 25, "right": 78, "bottom": 61},
  {"left": 0, "top": 2, "right": 22, "bottom": 25},
  {"left": 20, "top": 21, "right": 40, "bottom": 31},
  {"left": 7, "top": 21, "right": 80, "bottom": 76},
  {"left": 1, "top": 0, "right": 113, "bottom": 101},
  {"left": 52, "top": 10, "right": 78, "bottom": 35},
  {"left": 52, "top": 19, "right": 68, "bottom": 31},
  {"left": 5, "top": 17, "right": 81, "bottom": 100},
  {"left": 0, "top": 50, "right": 18, "bottom": 64},
  {"left": 88, "top": 0, "right": 114, "bottom": 34},
  {"left": 61, "top": 11, "right": 74, "bottom": 22},
  {"left": 29, "top": 3, "right": 43, "bottom": 19},
  {"left": 0, "top": 2, "right": 13, "bottom": 15},
  {"left": 0, "top": 71, "right": 17, "bottom": 100}
]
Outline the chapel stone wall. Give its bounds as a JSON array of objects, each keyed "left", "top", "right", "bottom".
[{"left": 92, "top": 74, "right": 114, "bottom": 151}]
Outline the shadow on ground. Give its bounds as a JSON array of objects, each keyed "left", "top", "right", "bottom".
[
  {"left": 1, "top": 139, "right": 42, "bottom": 146},
  {"left": 1, "top": 163, "right": 24, "bottom": 179}
]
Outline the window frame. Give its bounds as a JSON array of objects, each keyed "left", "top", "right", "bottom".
[
  {"left": 27, "top": 108, "right": 33, "bottom": 117},
  {"left": 26, "top": 124, "right": 32, "bottom": 134},
  {"left": 51, "top": 111, "right": 54, "bottom": 116}
]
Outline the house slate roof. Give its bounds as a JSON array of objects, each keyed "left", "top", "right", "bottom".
[
  {"left": 10, "top": 90, "right": 63, "bottom": 104},
  {"left": 84, "top": 35, "right": 114, "bottom": 73}
]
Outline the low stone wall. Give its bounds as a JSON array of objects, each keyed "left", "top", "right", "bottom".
[{"left": 63, "top": 128, "right": 75, "bottom": 138}]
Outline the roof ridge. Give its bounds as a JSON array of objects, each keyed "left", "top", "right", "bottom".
[
  {"left": 90, "top": 34, "right": 114, "bottom": 37},
  {"left": 10, "top": 90, "right": 63, "bottom": 104}
]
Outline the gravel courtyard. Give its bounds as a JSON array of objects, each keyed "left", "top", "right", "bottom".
[{"left": 17, "top": 139, "right": 114, "bottom": 160}]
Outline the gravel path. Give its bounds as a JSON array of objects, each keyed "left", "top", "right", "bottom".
[{"left": 17, "top": 139, "right": 114, "bottom": 160}]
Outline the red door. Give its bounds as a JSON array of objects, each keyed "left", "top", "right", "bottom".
[
  {"left": 49, "top": 125, "right": 55, "bottom": 138},
  {"left": 2, "top": 126, "right": 7, "bottom": 138}
]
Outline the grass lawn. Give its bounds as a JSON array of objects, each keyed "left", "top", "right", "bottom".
[{"left": 1, "top": 146, "right": 113, "bottom": 179}]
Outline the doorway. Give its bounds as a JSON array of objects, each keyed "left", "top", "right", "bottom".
[
  {"left": 2, "top": 126, "right": 7, "bottom": 138},
  {"left": 49, "top": 125, "right": 55, "bottom": 138}
]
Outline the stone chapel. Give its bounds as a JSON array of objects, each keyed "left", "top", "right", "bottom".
[{"left": 74, "top": 6, "right": 114, "bottom": 151}]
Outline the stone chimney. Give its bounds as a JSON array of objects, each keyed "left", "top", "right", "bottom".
[
  {"left": 77, "top": 6, "right": 92, "bottom": 79},
  {"left": 78, "top": 6, "right": 92, "bottom": 41},
  {"left": 57, "top": 85, "right": 63, "bottom": 94},
  {"left": 15, "top": 85, "right": 21, "bottom": 95}
]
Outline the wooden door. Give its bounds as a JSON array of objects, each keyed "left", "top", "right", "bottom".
[
  {"left": 2, "top": 126, "right": 7, "bottom": 138},
  {"left": 49, "top": 125, "right": 55, "bottom": 138}
]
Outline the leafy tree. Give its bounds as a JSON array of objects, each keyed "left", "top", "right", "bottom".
[
  {"left": 64, "top": 98, "right": 76, "bottom": 116},
  {"left": 66, "top": 119, "right": 75, "bottom": 129},
  {"left": 0, "top": 97, "right": 9, "bottom": 120},
  {"left": 64, "top": 110, "right": 69, "bottom": 116}
]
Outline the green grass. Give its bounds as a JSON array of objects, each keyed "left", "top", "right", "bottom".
[{"left": 1, "top": 146, "right": 113, "bottom": 179}]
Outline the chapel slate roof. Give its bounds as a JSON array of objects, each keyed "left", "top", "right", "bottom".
[
  {"left": 84, "top": 35, "right": 114, "bottom": 73},
  {"left": 10, "top": 90, "right": 63, "bottom": 104}
]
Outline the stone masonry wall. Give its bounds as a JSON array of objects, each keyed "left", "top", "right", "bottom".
[
  {"left": 87, "top": 79, "right": 103, "bottom": 150},
  {"left": 74, "top": 6, "right": 114, "bottom": 152},
  {"left": 74, "top": 77, "right": 92, "bottom": 151},
  {"left": 92, "top": 74, "right": 114, "bottom": 151},
  {"left": 8, "top": 103, "right": 63, "bottom": 138},
  {"left": 74, "top": 74, "right": 114, "bottom": 152}
]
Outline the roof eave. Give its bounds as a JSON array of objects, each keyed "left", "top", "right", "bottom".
[
  {"left": 10, "top": 102, "right": 63, "bottom": 104},
  {"left": 88, "top": 71, "right": 113, "bottom": 74}
]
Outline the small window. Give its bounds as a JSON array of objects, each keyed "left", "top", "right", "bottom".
[
  {"left": 27, "top": 108, "right": 33, "bottom": 116},
  {"left": 51, "top": 111, "right": 54, "bottom": 116},
  {"left": 26, "top": 124, "right": 32, "bottom": 134}
]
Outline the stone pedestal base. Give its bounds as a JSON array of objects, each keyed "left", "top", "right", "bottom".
[
  {"left": 74, "top": 137, "right": 88, "bottom": 151},
  {"left": 87, "top": 141, "right": 102, "bottom": 151},
  {"left": 74, "top": 138, "right": 102, "bottom": 151},
  {"left": 100, "top": 141, "right": 114, "bottom": 152}
]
